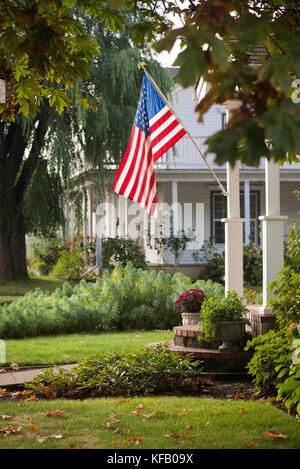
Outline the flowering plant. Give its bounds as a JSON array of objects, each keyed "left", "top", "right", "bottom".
[{"left": 175, "top": 289, "right": 208, "bottom": 313}]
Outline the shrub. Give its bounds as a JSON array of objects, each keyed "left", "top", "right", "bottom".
[
  {"left": 200, "top": 290, "right": 248, "bottom": 342},
  {"left": 193, "top": 238, "right": 263, "bottom": 286},
  {"left": 284, "top": 221, "right": 300, "bottom": 273},
  {"left": 102, "top": 237, "right": 147, "bottom": 269},
  {"left": 243, "top": 242, "right": 262, "bottom": 286},
  {"left": 275, "top": 336, "right": 300, "bottom": 416},
  {"left": 24, "top": 345, "right": 203, "bottom": 398},
  {"left": 245, "top": 328, "right": 293, "bottom": 396},
  {"left": 192, "top": 238, "right": 225, "bottom": 284},
  {"left": 0, "top": 263, "right": 224, "bottom": 338},
  {"left": 245, "top": 255, "right": 300, "bottom": 397},
  {"left": 51, "top": 248, "right": 84, "bottom": 279},
  {"left": 147, "top": 228, "right": 193, "bottom": 266},
  {"left": 28, "top": 234, "right": 63, "bottom": 268},
  {"left": 267, "top": 267, "right": 300, "bottom": 328}
]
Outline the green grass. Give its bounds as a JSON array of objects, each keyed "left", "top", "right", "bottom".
[
  {"left": 0, "top": 274, "right": 67, "bottom": 303},
  {"left": 2, "top": 330, "right": 174, "bottom": 366},
  {"left": 0, "top": 396, "right": 299, "bottom": 449}
]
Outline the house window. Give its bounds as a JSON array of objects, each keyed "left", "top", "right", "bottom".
[{"left": 211, "top": 191, "right": 260, "bottom": 244}]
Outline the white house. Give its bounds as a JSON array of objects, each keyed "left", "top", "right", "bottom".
[{"left": 72, "top": 67, "right": 300, "bottom": 278}]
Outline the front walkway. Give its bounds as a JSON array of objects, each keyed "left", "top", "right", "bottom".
[{"left": 0, "top": 364, "right": 77, "bottom": 387}]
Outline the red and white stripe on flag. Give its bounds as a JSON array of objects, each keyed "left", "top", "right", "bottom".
[{"left": 113, "top": 73, "right": 186, "bottom": 216}]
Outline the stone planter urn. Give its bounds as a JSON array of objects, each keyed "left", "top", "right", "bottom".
[
  {"left": 218, "top": 320, "right": 246, "bottom": 352},
  {"left": 181, "top": 312, "right": 201, "bottom": 326}
]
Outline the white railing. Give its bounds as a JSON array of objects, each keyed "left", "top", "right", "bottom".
[
  {"left": 155, "top": 136, "right": 221, "bottom": 169},
  {"left": 154, "top": 136, "right": 300, "bottom": 171}
]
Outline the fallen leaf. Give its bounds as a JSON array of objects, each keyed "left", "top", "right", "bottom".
[
  {"left": 0, "top": 368, "right": 6, "bottom": 373},
  {"left": 266, "top": 428, "right": 288, "bottom": 439},
  {"left": 0, "top": 415, "right": 11, "bottom": 420},
  {"left": 197, "top": 421, "right": 210, "bottom": 426},
  {"left": 205, "top": 440, "right": 218, "bottom": 446},
  {"left": 165, "top": 431, "right": 193, "bottom": 442},
  {"left": 178, "top": 409, "right": 189, "bottom": 415},
  {"left": 67, "top": 444, "right": 83, "bottom": 449},
  {"left": 41, "top": 386, "right": 57, "bottom": 398},
  {"left": 0, "top": 424, "right": 22, "bottom": 436},
  {"left": 121, "top": 437, "right": 143, "bottom": 446},
  {"left": 45, "top": 410, "right": 64, "bottom": 417},
  {"left": 10, "top": 363, "right": 19, "bottom": 371},
  {"left": 233, "top": 392, "right": 246, "bottom": 399},
  {"left": 243, "top": 441, "right": 256, "bottom": 448},
  {"left": 111, "top": 440, "right": 121, "bottom": 447},
  {"left": 239, "top": 408, "right": 248, "bottom": 414},
  {"left": 202, "top": 379, "right": 215, "bottom": 386},
  {"left": 112, "top": 427, "right": 125, "bottom": 435},
  {"left": 36, "top": 434, "right": 63, "bottom": 443},
  {"left": 102, "top": 413, "right": 121, "bottom": 427},
  {"left": 27, "top": 425, "right": 39, "bottom": 431},
  {"left": 24, "top": 395, "right": 37, "bottom": 402},
  {"left": 165, "top": 433, "right": 181, "bottom": 439}
]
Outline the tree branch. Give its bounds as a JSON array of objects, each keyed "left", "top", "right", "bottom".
[{"left": 15, "top": 101, "right": 50, "bottom": 204}]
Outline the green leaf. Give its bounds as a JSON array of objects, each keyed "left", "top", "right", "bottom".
[
  {"left": 277, "top": 367, "right": 289, "bottom": 379},
  {"left": 175, "top": 48, "right": 208, "bottom": 88}
]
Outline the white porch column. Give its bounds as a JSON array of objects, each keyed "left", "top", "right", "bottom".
[
  {"left": 109, "top": 193, "right": 117, "bottom": 238},
  {"left": 259, "top": 159, "right": 287, "bottom": 313},
  {"left": 172, "top": 180, "right": 179, "bottom": 235},
  {"left": 221, "top": 100, "right": 245, "bottom": 298},
  {"left": 244, "top": 180, "right": 251, "bottom": 245},
  {"left": 87, "top": 185, "right": 93, "bottom": 238},
  {"left": 118, "top": 196, "right": 128, "bottom": 237},
  {"left": 92, "top": 190, "right": 96, "bottom": 238}
]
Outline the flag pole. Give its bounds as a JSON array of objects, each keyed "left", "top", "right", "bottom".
[{"left": 138, "top": 63, "right": 228, "bottom": 197}]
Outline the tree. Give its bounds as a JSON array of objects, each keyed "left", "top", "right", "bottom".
[
  {"left": 106, "top": 0, "right": 300, "bottom": 167},
  {"left": 0, "top": 2, "right": 172, "bottom": 280}
]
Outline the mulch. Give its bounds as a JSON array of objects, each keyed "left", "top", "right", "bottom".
[
  {"left": 0, "top": 368, "right": 297, "bottom": 417},
  {"left": 199, "top": 379, "right": 256, "bottom": 400}
]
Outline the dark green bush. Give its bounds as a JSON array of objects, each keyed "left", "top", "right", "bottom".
[
  {"left": 102, "top": 237, "right": 148, "bottom": 269},
  {"left": 245, "top": 328, "right": 293, "bottom": 396},
  {"left": 243, "top": 242, "right": 262, "bottom": 286},
  {"left": 24, "top": 345, "right": 203, "bottom": 397},
  {"left": 193, "top": 238, "right": 263, "bottom": 286},
  {"left": 245, "top": 242, "right": 300, "bottom": 397},
  {"left": 275, "top": 336, "right": 300, "bottom": 416},
  {"left": 192, "top": 238, "right": 225, "bottom": 284}
]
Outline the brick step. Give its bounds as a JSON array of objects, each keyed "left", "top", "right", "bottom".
[{"left": 146, "top": 340, "right": 253, "bottom": 372}]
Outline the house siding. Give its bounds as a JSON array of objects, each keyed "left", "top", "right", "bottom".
[{"left": 72, "top": 80, "right": 300, "bottom": 269}]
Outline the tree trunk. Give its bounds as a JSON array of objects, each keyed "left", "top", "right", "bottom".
[
  {"left": 0, "top": 207, "right": 28, "bottom": 281},
  {"left": 0, "top": 105, "right": 49, "bottom": 280}
]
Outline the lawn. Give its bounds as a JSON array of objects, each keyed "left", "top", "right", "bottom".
[
  {"left": 2, "top": 330, "right": 174, "bottom": 366},
  {"left": 0, "top": 396, "right": 299, "bottom": 449},
  {"left": 0, "top": 274, "right": 67, "bottom": 304}
]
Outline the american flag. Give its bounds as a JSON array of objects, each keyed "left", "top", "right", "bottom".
[{"left": 112, "top": 72, "right": 186, "bottom": 216}]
